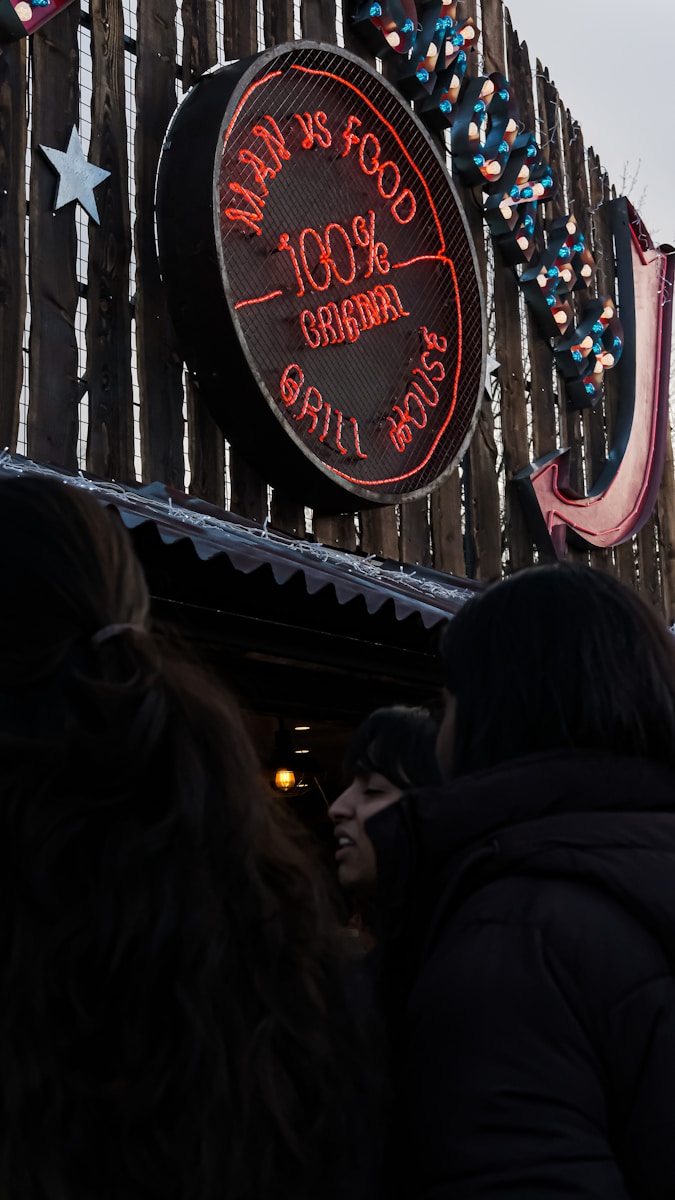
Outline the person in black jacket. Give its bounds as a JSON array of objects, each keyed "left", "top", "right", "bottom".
[{"left": 369, "top": 562, "right": 675, "bottom": 1200}]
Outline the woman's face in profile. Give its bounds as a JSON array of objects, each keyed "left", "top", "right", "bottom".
[
  {"left": 328, "top": 771, "right": 404, "bottom": 891},
  {"left": 436, "top": 691, "right": 457, "bottom": 778}
]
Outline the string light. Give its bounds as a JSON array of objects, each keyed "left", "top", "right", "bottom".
[{"left": 0, "top": 452, "right": 475, "bottom": 618}]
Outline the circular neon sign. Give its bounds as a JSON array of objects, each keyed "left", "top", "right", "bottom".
[{"left": 157, "top": 41, "right": 486, "bottom": 509}]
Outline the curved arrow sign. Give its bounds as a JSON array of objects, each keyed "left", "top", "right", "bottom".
[{"left": 517, "top": 198, "right": 674, "bottom": 556}]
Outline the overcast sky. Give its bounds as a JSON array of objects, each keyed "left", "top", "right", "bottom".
[{"left": 502, "top": 0, "right": 674, "bottom": 248}]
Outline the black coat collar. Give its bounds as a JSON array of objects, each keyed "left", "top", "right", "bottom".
[{"left": 368, "top": 749, "right": 675, "bottom": 973}]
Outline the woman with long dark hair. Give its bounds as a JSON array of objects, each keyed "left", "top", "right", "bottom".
[
  {"left": 329, "top": 705, "right": 440, "bottom": 894},
  {"left": 369, "top": 563, "right": 675, "bottom": 1199},
  {"left": 329, "top": 705, "right": 440, "bottom": 949},
  {"left": 0, "top": 476, "right": 378, "bottom": 1200}
]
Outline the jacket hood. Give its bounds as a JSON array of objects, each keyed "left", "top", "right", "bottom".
[{"left": 368, "top": 748, "right": 675, "bottom": 967}]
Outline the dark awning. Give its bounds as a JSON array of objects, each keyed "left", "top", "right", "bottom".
[{"left": 0, "top": 453, "right": 480, "bottom": 628}]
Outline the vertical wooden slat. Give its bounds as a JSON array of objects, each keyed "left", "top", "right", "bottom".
[
  {"left": 565, "top": 118, "right": 611, "bottom": 575},
  {"left": 398, "top": 496, "right": 431, "bottom": 564},
  {"left": 360, "top": 506, "right": 400, "bottom": 559},
  {"left": 637, "top": 521, "right": 661, "bottom": 610},
  {"left": 507, "top": 49, "right": 551, "bottom": 474},
  {"left": 0, "top": 39, "right": 26, "bottom": 451},
  {"left": 587, "top": 150, "right": 636, "bottom": 587},
  {"left": 301, "top": 0, "right": 336, "bottom": 43},
  {"left": 342, "top": 0, "right": 382, "bottom": 431},
  {"left": 538, "top": 67, "right": 565, "bottom": 225},
  {"left": 431, "top": 466, "right": 466, "bottom": 576},
  {"left": 381, "top": 0, "right": 437, "bottom": 566},
  {"left": 223, "top": 1, "right": 257, "bottom": 60},
  {"left": 181, "top": 0, "right": 216, "bottom": 89},
  {"left": 550, "top": 104, "right": 585, "bottom": 566},
  {"left": 464, "top": 396, "right": 501, "bottom": 578},
  {"left": 186, "top": 378, "right": 225, "bottom": 505},
  {"left": 447, "top": 0, "right": 499, "bottom": 581},
  {"left": 537, "top": 68, "right": 583, "bottom": 515},
  {"left": 526, "top": 341, "right": 557, "bottom": 467},
  {"left": 265, "top": 0, "right": 306, "bottom": 535},
  {"left": 270, "top": 492, "right": 306, "bottom": 538},
  {"left": 27, "top": 8, "right": 80, "bottom": 470},
  {"left": 587, "top": 153, "right": 619, "bottom": 579},
  {"left": 556, "top": 104, "right": 585, "bottom": 507},
  {"left": 228, "top": 457, "right": 268, "bottom": 522},
  {"left": 529, "top": 61, "right": 559, "bottom": 465},
  {"left": 221, "top": 0, "right": 268, "bottom": 522},
  {"left": 505, "top": 30, "right": 559, "bottom": 562},
  {"left": 480, "top": 0, "right": 505, "bottom": 72},
  {"left": 396, "top": 5, "right": 480, "bottom": 573},
  {"left": 619, "top": 538, "right": 640, "bottom": 597},
  {"left": 362, "top": 27, "right": 403, "bottom": 561},
  {"left": 400, "top": 499, "right": 431, "bottom": 566},
  {"left": 566, "top": 121, "right": 606, "bottom": 488},
  {"left": 87, "top": 0, "right": 135, "bottom": 483},
  {"left": 297, "top": 0, "right": 356, "bottom": 552},
  {"left": 264, "top": 0, "right": 294, "bottom": 47},
  {"left": 181, "top": 0, "right": 225, "bottom": 506},
  {"left": 343, "top": 1, "right": 375, "bottom": 61},
  {"left": 482, "top": 2, "right": 531, "bottom": 572},
  {"left": 135, "top": 0, "right": 184, "bottom": 487},
  {"left": 657, "top": 414, "right": 675, "bottom": 624},
  {"left": 313, "top": 511, "right": 357, "bottom": 551}
]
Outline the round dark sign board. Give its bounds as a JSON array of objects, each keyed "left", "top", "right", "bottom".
[{"left": 157, "top": 41, "right": 486, "bottom": 511}]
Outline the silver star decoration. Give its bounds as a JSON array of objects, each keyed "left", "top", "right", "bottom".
[
  {"left": 485, "top": 353, "right": 500, "bottom": 401},
  {"left": 39, "top": 126, "right": 110, "bottom": 224}
]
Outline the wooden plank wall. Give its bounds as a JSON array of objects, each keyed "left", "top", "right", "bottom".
[
  {"left": 0, "top": 0, "right": 673, "bottom": 618},
  {"left": 181, "top": 0, "right": 224, "bottom": 506},
  {"left": 27, "top": 5, "right": 80, "bottom": 469},
  {"left": 87, "top": 0, "right": 135, "bottom": 482},
  {"left": 0, "top": 37, "right": 25, "bottom": 451}
]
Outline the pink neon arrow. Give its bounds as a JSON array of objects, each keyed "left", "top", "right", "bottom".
[
  {"left": 0, "top": 0, "right": 77, "bottom": 42},
  {"left": 518, "top": 199, "right": 674, "bottom": 556}
]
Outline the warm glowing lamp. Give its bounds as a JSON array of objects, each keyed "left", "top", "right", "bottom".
[
  {"left": 273, "top": 722, "right": 296, "bottom": 792},
  {"left": 274, "top": 765, "right": 296, "bottom": 791}
]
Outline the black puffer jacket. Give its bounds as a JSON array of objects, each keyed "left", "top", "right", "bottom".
[{"left": 368, "top": 749, "right": 675, "bottom": 1199}]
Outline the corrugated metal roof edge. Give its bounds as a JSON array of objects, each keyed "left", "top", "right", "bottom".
[{"left": 0, "top": 453, "right": 481, "bottom": 627}]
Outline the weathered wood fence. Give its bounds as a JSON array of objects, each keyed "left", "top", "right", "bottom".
[{"left": 1, "top": 0, "right": 674, "bottom": 616}]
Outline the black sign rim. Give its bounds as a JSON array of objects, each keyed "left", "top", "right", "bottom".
[{"left": 159, "top": 41, "right": 487, "bottom": 511}]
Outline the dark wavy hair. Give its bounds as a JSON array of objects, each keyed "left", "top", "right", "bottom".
[
  {"left": 440, "top": 561, "right": 675, "bottom": 777},
  {"left": 0, "top": 476, "right": 378, "bottom": 1200},
  {"left": 343, "top": 706, "right": 441, "bottom": 790}
]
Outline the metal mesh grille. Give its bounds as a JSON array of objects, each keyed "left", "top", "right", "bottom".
[{"left": 216, "top": 44, "right": 485, "bottom": 502}]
